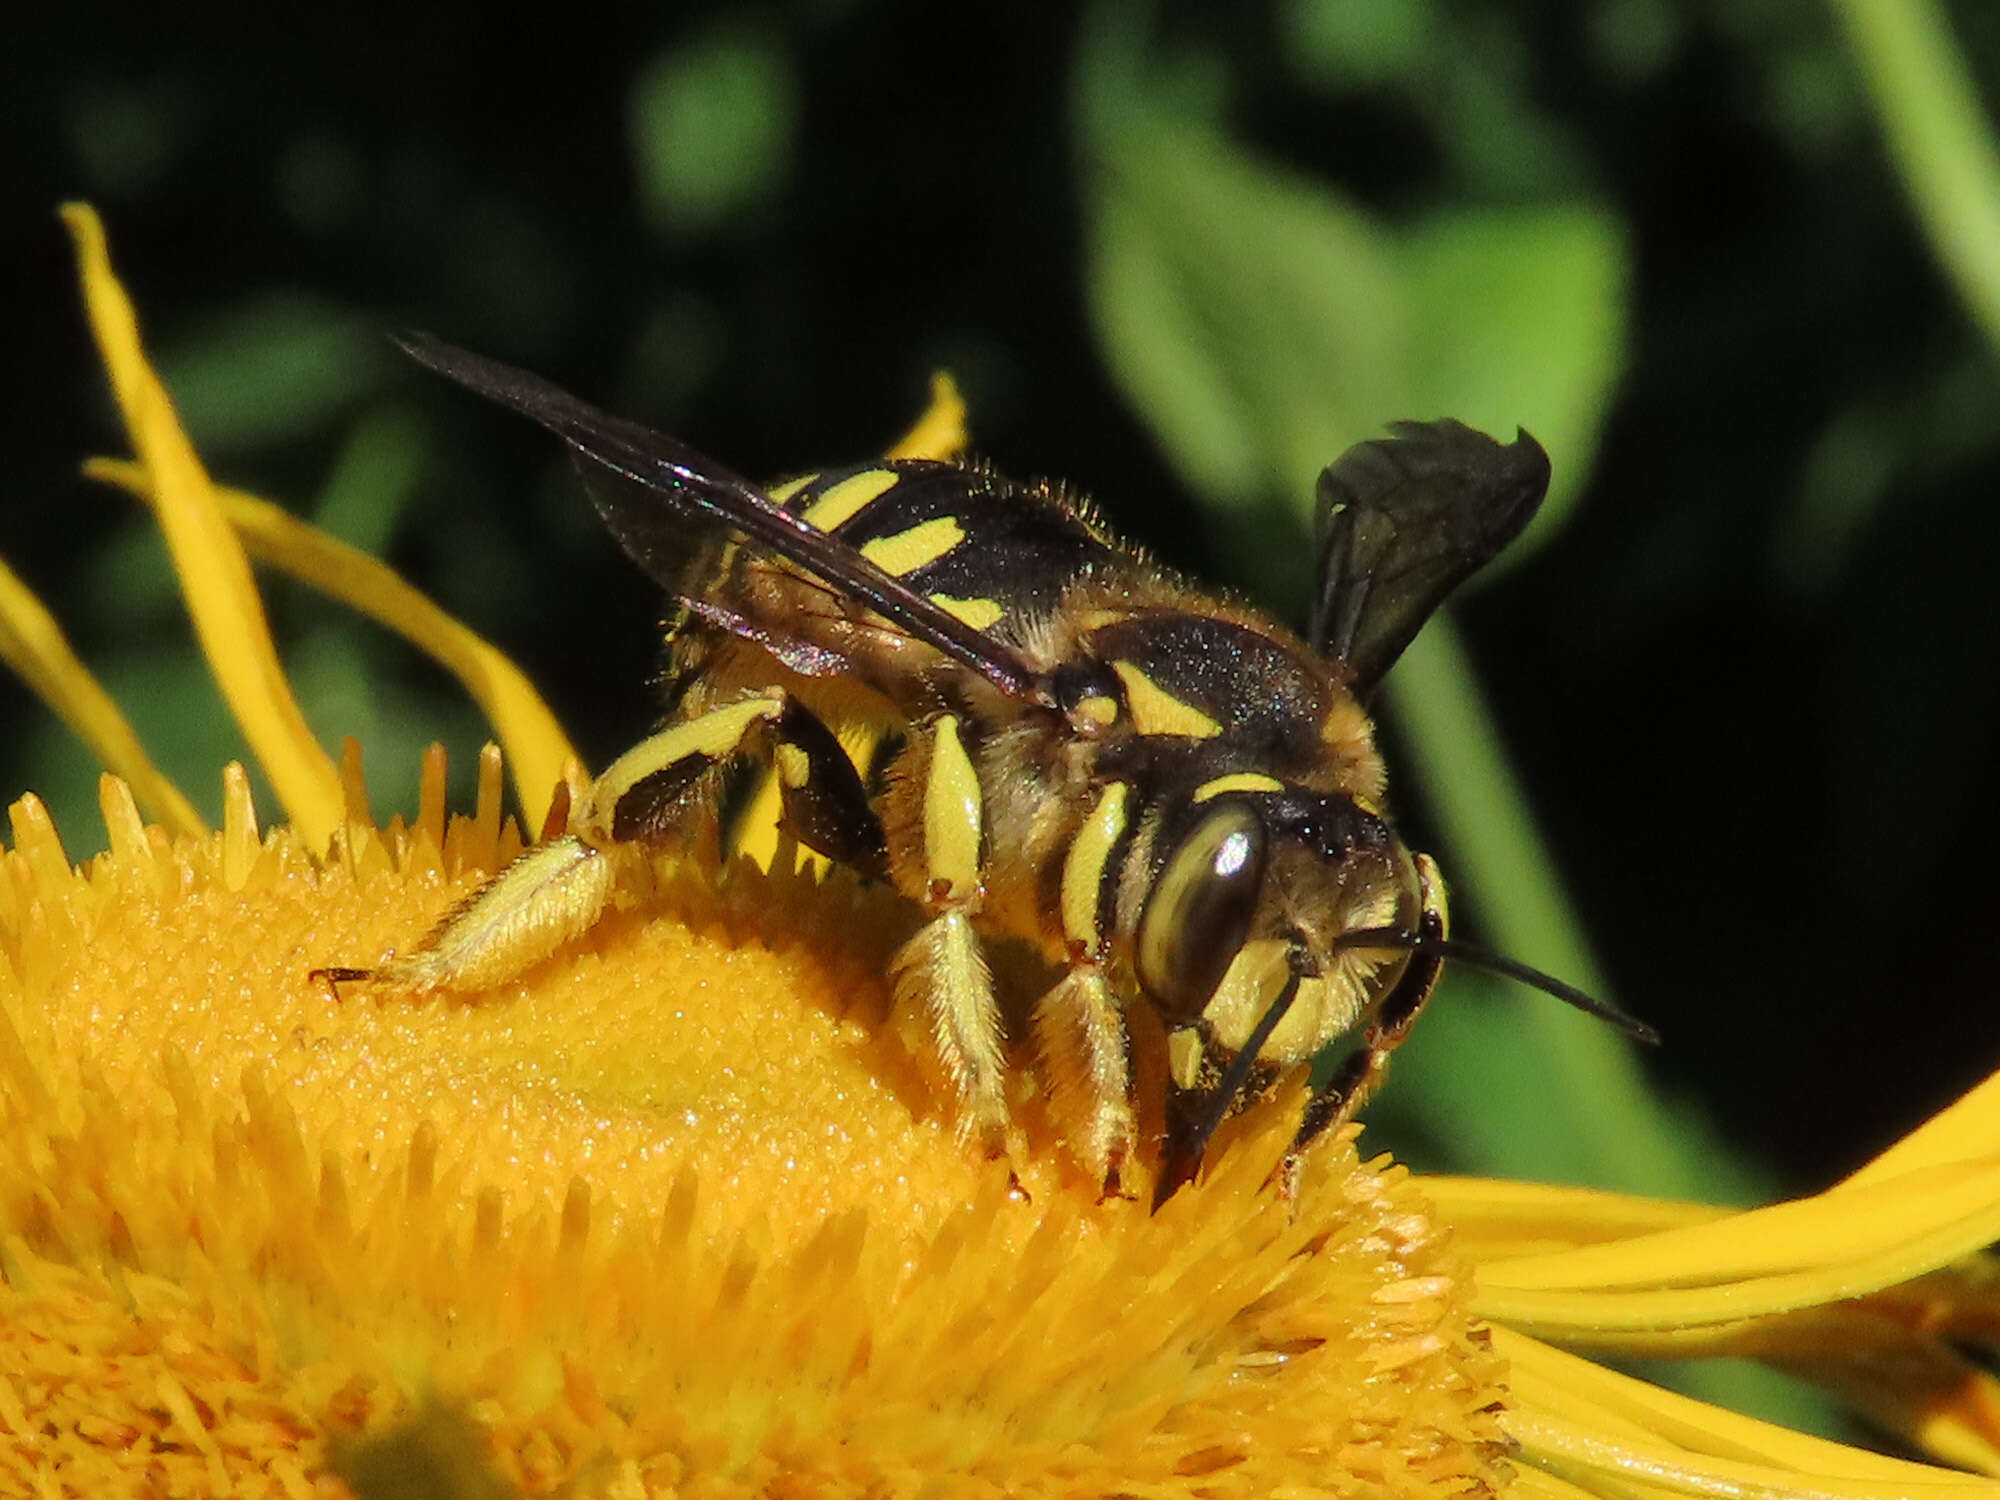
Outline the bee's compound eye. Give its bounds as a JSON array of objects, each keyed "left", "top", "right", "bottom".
[{"left": 1137, "top": 801, "right": 1269, "bottom": 1021}]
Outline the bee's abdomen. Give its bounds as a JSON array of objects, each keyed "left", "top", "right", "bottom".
[{"left": 776, "top": 462, "right": 1122, "bottom": 637}]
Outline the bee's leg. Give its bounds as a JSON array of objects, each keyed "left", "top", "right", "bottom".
[
  {"left": 889, "top": 714, "right": 1007, "bottom": 1158},
  {"left": 1033, "top": 968, "right": 1136, "bottom": 1197},
  {"left": 731, "top": 719, "right": 891, "bottom": 875},
  {"left": 320, "top": 692, "right": 884, "bottom": 993},
  {"left": 1033, "top": 780, "right": 1139, "bottom": 1195},
  {"left": 313, "top": 832, "right": 622, "bottom": 994},
  {"left": 591, "top": 693, "right": 886, "bottom": 873},
  {"left": 762, "top": 700, "right": 889, "bottom": 879},
  {"left": 1280, "top": 853, "right": 1449, "bottom": 1193}
]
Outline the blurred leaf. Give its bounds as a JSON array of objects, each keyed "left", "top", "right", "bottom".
[
  {"left": 630, "top": 23, "right": 796, "bottom": 238},
  {"left": 1400, "top": 206, "right": 1625, "bottom": 556},
  {"left": 1778, "top": 353, "right": 2000, "bottom": 594},
  {"left": 1079, "top": 22, "right": 1627, "bottom": 562},
  {"left": 1086, "top": 123, "right": 1401, "bottom": 512},
  {"left": 311, "top": 406, "right": 427, "bottom": 556},
  {"left": 1586, "top": 0, "right": 1686, "bottom": 83},
  {"left": 83, "top": 515, "right": 181, "bottom": 630},
  {"left": 1281, "top": 0, "right": 1440, "bottom": 89},
  {"left": 1835, "top": 0, "right": 2000, "bottom": 351},
  {"left": 1767, "top": 41, "right": 1866, "bottom": 157},
  {"left": 1381, "top": 618, "right": 1761, "bottom": 1203},
  {"left": 23, "top": 640, "right": 247, "bottom": 844},
  {"left": 158, "top": 296, "right": 384, "bottom": 451},
  {"left": 286, "top": 628, "right": 486, "bottom": 820}
]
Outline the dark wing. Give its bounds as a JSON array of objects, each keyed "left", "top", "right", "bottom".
[
  {"left": 1307, "top": 419, "right": 1550, "bottom": 694},
  {"left": 399, "top": 334, "right": 1050, "bottom": 705}
]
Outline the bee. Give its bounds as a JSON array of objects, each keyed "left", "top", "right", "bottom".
[{"left": 323, "top": 335, "right": 1653, "bottom": 1204}]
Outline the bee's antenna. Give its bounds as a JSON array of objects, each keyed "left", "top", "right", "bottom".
[{"left": 1336, "top": 927, "right": 1659, "bottom": 1044}]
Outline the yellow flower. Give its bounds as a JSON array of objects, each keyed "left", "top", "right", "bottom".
[{"left": 5, "top": 204, "right": 2000, "bottom": 1498}]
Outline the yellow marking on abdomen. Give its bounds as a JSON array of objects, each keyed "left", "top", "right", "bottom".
[
  {"left": 860, "top": 515, "right": 965, "bottom": 576},
  {"left": 923, "top": 714, "right": 983, "bottom": 903},
  {"left": 1060, "top": 782, "right": 1129, "bottom": 954},
  {"left": 768, "top": 473, "right": 816, "bottom": 503},
  {"left": 929, "top": 593, "right": 1003, "bottom": 630},
  {"left": 802, "top": 468, "right": 900, "bottom": 530},
  {"left": 1193, "top": 772, "right": 1284, "bottom": 803},
  {"left": 1111, "top": 662, "right": 1224, "bottom": 739}
]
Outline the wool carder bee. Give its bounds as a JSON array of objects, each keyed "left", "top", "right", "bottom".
[{"left": 326, "top": 335, "right": 1653, "bottom": 1204}]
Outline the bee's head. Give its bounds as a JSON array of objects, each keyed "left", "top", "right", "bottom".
[
  {"left": 1132, "top": 781, "right": 1655, "bottom": 1201},
  {"left": 1131, "top": 788, "right": 1425, "bottom": 1072}
]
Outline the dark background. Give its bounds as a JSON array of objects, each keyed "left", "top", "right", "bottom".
[{"left": 7, "top": 1, "right": 2000, "bottom": 1219}]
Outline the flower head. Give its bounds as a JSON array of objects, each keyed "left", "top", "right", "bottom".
[
  {"left": 3, "top": 752, "right": 1517, "bottom": 1497},
  {"left": 5, "top": 205, "right": 2000, "bottom": 1498}
]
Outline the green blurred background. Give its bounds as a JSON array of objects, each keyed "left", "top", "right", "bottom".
[{"left": 9, "top": 1, "right": 2000, "bottom": 1268}]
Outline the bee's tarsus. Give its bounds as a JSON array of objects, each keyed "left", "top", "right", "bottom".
[
  {"left": 1096, "top": 1157, "right": 1139, "bottom": 1206},
  {"left": 308, "top": 966, "right": 374, "bottom": 1002}
]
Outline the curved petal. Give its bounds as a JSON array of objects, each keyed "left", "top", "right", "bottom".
[
  {"left": 0, "top": 552, "right": 203, "bottom": 836},
  {"left": 84, "top": 458, "right": 580, "bottom": 834},
  {"left": 62, "top": 204, "right": 342, "bottom": 851}
]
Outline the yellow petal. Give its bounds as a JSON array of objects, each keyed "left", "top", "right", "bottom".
[
  {"left": 61, "top": 203, "right": 342, "bottom": 851},
  {"left": 1777, "top": 1336, "right": 2000, "bottom": 1477},
  {"left": 1463, "top": 1127, "right": 2000, "bottom": 1336},
  {"left": 1422, "top": 1175, "right": 1728, "bottom": 1261},
  {"left": 1497, "top": 1326, "right": 2000, "bottom": 1498},
  {"left": 0, "top": 551, "right": 203, "bottom": 836},
  {"left": 84, "top": 457, "right": 581, "bottom": 834},
  {"left": 886, "top": 371, "right": 969, "bottom": 461},
  {"left": 1479, "top": 1161, "right": 2000, "bottom": 1294},
  {"left": 1844, "top": 1069, "right": 2000, "bottom": 1187}
]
